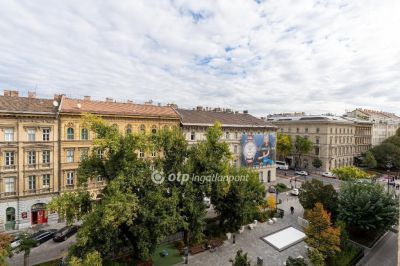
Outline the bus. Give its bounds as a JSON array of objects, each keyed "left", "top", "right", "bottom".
[{"left": 276, "top": 161, "right": 289, "bottom": 170}]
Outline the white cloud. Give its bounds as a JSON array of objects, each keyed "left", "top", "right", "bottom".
[{"left": 0, "top": 0, "right": 399, "bottom": 116}]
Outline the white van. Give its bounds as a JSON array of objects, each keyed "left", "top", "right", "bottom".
[{"left": 276, "top": 161, "right": 289, "bottom": 170}]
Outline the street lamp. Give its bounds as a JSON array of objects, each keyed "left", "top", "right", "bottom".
[{"left": 386, "top": 161, "right": 393, "bottom": 194}]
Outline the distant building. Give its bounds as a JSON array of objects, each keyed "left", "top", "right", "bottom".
[
  {"left": 346, "top": 109, "right": 400, "bottom": 146},
  {"left": 176, "top": 107, "right": 278, "bottom": 183},
  {"left": 268, "top": 114, "right": 372, "bottom": 172}
]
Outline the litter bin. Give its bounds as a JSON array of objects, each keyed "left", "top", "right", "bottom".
[
  {"left": 276, "top": 208, "right": 284, "bottom": 218},
  {"left": 257, "top": 256, "right": 264, "bottom": 266}
]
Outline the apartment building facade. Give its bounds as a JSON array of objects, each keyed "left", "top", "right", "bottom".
[
  {"left": 57, "top": 96, "right": 181, "bottom": 196},
  {"left": 346, "top": 109, "right": 400, "bottom": 146},
  {"left": 269, "top": 115, "right": 372, "bottom": 172},
  {"left": 0, "top": 91, "right": 59, "bottom": 230},
  {"left": 176, "top": 107, "right": 278, "bottom": 183}
]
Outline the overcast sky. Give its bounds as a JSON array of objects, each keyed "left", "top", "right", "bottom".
[{"left": 0, "top": 0, "right": 399, "bottom": 116}]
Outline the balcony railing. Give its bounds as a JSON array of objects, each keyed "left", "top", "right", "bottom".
[
  {"left": 0, "top": 191, "right": 17, "bottom": 198},
  {"left": 24, "top": 163, "right": 53, "bottom": 171},
  {"left": 23, "top": 188, "right": 55, "bottom": 195},
  {"left": 1, "top": 165, "right": 17, "bottom": 171}
]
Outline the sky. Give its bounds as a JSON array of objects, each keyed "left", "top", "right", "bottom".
[{"left": 0, "top": 0, "right": 399, "bottom": 116}]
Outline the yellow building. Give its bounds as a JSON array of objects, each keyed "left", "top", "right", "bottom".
[
  {"left": 0, "top": 91, "right": 59, "bottom": 230},
  {"left": 58, "top": 96, "right": 180, "bottom": 195}
]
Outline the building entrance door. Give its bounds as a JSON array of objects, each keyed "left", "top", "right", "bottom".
[
  {"left": 31, "top": 203, "right": 48, "bottom": 225},
  {"left": 5, "top": 207, "right": 16, "bottom": 230}
]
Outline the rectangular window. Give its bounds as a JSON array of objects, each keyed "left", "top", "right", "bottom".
[
  {"left": 234, "top": 145, "right": 238, "bottom": 153},
  {"left": 42, "top": 174, "right": 50, "bottom": 188},
  {"left": 4, "top": 128, "right": 14, "bottom": 141},
  {"left": 139, "top": 149, "right": 144, "bottom": 158},
  {"left": 28, "top": 151, "right": 36, "bottom": 165},
  {"left": 316, "top": 128, "right": 320, "bottom": 133},
  {"left": 80, "top": 149, "right": 89, "bottom": 161},
  {"left": 190, "top": 132, "right": 195, "bottom": 141},
  {"left": 66, "top": 150, "right": 74, "bottom": 163},
  {"left": 96, "top": 149, "right": 103, "bottom": 159},
  {"left": 316, "top": 137, "right": 320, "bottom": 145},
  {"left": 42, "top": 150, "right": 50, "bottom": 164},
  {"left": 225, "top": 132, "right": 230, "bottom": 139},
  {"left": 42, "top": 128, "right": 50, "bottom": 141},
  {"left": 235, "top": 132, "right": 238, "bottom": 139},
  {"left": 4, "top": 177, "right": 15, "bottom": 193},
  {"left": 5, "top": 151, "right": 14, "bottom": 166},
  {"left": 27, "top": 129, "right": 36, "bottom": 141},
  {"left": 96, "top": 175, "right": 103, "bottom": 182},
  {"left": 66, "top": 172, "right": 74, "bottom": 186},
  {"left": 296, "top": 128, "right": 299, "bottom": 133},
  {"left": 151, "top": 150, "right": 156, "bottom": 157},
  {"left": 28, "top": 175, "right": 36, "bottom": 190},
  {"left": 315, "top": 147, "right": 320, "bottom": 156},
  {"left": 305, "top": 128, "right": 308, "bottom": 133}
]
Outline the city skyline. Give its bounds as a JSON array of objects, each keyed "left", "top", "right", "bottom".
[{"left": 0, "top": 0, "right": 399, "bottom": 116}]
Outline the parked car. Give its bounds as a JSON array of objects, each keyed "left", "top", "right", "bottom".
[
  {"left": 290, "top": 188, "right": 299, "bottom": 196},
  {"left": 10, "top": 234, "right": 21, "bottom": 250},
  {"left": 53, "top": 225, "right": 79, "bottom": 242},
  {"left": 268, "top": 185, "right": 277, "bottom": 193},
  {"left": 295, "top": 170, "right": 309, "bottom": 176},
  {"left": 31, "top": 229, "right": 57, "bottom": 246},
  {"left": 322, "top": 172, "right": 336, "bottom": 178}
]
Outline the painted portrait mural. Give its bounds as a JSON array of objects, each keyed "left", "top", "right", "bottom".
[{"left": 241, "top": 133, "right": 276, "bottom": 168}]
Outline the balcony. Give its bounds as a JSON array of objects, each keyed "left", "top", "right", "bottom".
[
  {"left": 24, "top": 163, "right": 53, "bottom": 171},
  {"left": 1, "top": 165, "right": 17, "bottom": 171},
  {"left": 23, "top": 188, "right": 54, "bottom": 195},
  {"left": 0, "top": 191, "right": 17, "bottom": 198}
]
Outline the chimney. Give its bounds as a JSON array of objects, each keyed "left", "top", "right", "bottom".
[
  {"left": 127, "top": 100, "right": 133, "bottom": 103},
  {"left": 4, "top": 90, "right": 11, "bottom": 96},
  {"left": 144, "top": 100, "right": 153, "bottom": 105},
  {"left": 28, "top": 91, "right": 36, "bottom": 98},
  {"left": 196, "top": 106, "right": 203, "bottom": 111},
  {"left": 243, "top": 110, "right": 248, "bottom": 114},
  {"left": 83, "top": 96, "right": 91, "bottom": 101},
  {"left": 8, "top": 90, "right": 19, "bottom": 97},
  {"left": 105, "top": 97, "right": 113, "bottom": 102},
  {"left": 54, "top": 94, "right": 64, "bottom": 101}
]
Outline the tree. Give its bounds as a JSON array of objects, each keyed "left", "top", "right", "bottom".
[
  {"left": 0, "top": 233, "right": 12, "bottom": 265},
  {"left": 305, "top": 203, "right": 341, "bottom": 260},
  {"left": 338, "top": 182, "right": 399, "bottom": 233},
  {"left": 15, "top": 233, "right": 37, "bottom": 266},
  {"left": 299, "top": 179, "right": 338, "bottom": 220},
  {"left": 215, "top": 168, "right": 265, "bottom": 231},
  {"left": 308, "top": 248, "right": 324, "bottom": 266},
  {"left": 52, "top": 115, "right": 182, "bottom": 262},
  {"left": 363, "top": 151, "right": 377, "bottom": 169},
  {"left": 230, "top": 249, "right": 251, "bottom": 266},
  {"left": 370, "top": 142, "right": 400, "bottom": 169},
  {"left": 293, "top": 136, "right": 313, "bottom": 168},
  {"left": 331, "top": 166, "right": 368, "bottom": 181},
  {"left": 285, "top": 256, "right": 307, "bottom": 266},
  {"left": 70, "top": 251, "right": 102, "bottom": 266},
  {"left": 312, "top": 158, "right": 322, "bottom": 169},
  {"left": 277, "top": 133, "right": 292, "bottom": 160},
  {"left": 266, "top": 195, "right": 276, "bottom": 210}
]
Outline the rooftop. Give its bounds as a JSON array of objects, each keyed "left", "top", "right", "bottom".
[
  {"left": 176, "top": 108, "right": 276, "bottom": 128},
  {"left": 59, "top": 97, "right": 179, "bottom": 118},
  {"left": 0, "top": 92, "right": 57, "bottom": 115}
]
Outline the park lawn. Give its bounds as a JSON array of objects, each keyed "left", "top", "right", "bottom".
[
  {"left": 151, "top": 243, "right": 183, "bottom": 266},
  {"left": 328, "top": 243, "right": 363, "bottom": 266}
]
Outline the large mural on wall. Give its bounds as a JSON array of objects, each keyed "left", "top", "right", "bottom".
[{"left": 241, "top": 133, "right": 276, "bottom": 168}]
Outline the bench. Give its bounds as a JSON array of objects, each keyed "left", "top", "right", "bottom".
[{"left": 190, "top": 245, "right": 205, "bottom": 255}]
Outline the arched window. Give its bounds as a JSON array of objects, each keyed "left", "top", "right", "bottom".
[
  {"left": 126, "top": 125, "right": 132, "bottom": 134},
  {"left": 151, "top": 125, "right": 157, "bottom": 134},
  {"left": 81, "top": 128, "right": 88, "bottom": 140},
  {"left": 140, "top": 124, "right": 146, "bottom": 134},
  {"left": 67, "top": 128, "right": 74, "bottom": 140}
]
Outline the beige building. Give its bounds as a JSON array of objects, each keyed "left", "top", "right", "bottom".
[
  {"left": 58, "top": 96, "right": 181, "bottom": 196},
  {"left": 0, "top": 91, "right": 59, "bottom": 230},
  {"left": 269, "top": 114, "right": 372, "bottom": 172},
  {"left": 176, "top": 107, "right": 278, "bottom": 183},
  {"left": 346, "top": 109, "right": 400, "bottom": 146}
]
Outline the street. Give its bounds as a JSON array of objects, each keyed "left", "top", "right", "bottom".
[{"left": 8, "top": 234, "right": 75, "bottom": 266}]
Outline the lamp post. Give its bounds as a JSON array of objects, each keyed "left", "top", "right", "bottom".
[
  {"left": 386, "top": 161, "right": 393, "bottom": 194},
  {"left": 275, "top": 190, "right": 279, "bottom": 210}
]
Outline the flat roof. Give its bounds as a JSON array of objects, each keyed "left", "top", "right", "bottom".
[{"left": 261, "top": 226, "right": 306, "bottom": 252}]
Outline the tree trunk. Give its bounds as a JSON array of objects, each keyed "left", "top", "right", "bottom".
[{"left": 24, "top": 253, "right": 29, "bottom": 266}]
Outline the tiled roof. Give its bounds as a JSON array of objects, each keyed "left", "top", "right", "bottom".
[
  {"left": 60, "top": 97, "right": 179, "bottom": 118},
  {"left": 176, "top": 109, "right": 275, "bottom": 128},
  {"left": 0, "top": 96, "right": 57, "bottom": 114}
]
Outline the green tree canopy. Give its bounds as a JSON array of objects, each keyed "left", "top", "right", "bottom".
[
  {"left": 338, "top": 182, "right": 399, "bottom": 232},
  {"left": 299, "top": 179, "right": 338, "bottom": 220},
  {"left": 230, "top": 249, "right": 251, "bottom": 266},
  {"left": 285, "top": 256, "right": 307, "bottom": 266},
  {"left": 312, "top": 158, "right": 323, "bottom": 169},
  {"left": 370, "top": 142, "right": 400, "bottom": 169},
  {"left": 0, "top": 233, "right": 12, "bottom": 265},
  {"left": 332, "top": 166, "right": 368, "bottom": 181},
  {"left": 293, "top": 136, "right": 313, "bottom": 168},
  {"left": 363, "top": 151, "right": 377, "bottom": 169}
]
